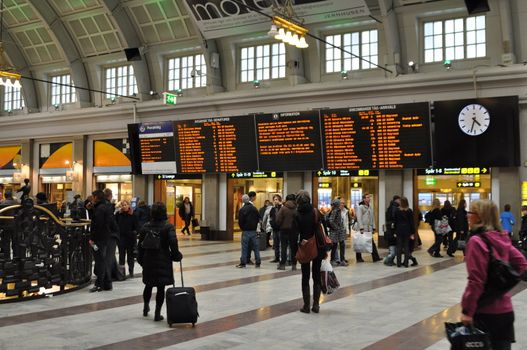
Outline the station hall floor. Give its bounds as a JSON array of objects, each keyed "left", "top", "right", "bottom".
[{"left": 1, "top": 231, "right": 526, "bottom": 350}]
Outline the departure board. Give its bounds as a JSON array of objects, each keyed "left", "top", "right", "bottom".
[
  {"left": 137, "top": 121, "right": 177, "bottom": 174},
  {"left": 255, "top": 111, "right": 323, "bottom": 171},
  {"left": 321, "top": 103, "right": 431, "bottom": 169},
  {"left": 174, "top": 116, "right": 258, "bottom": 173}
]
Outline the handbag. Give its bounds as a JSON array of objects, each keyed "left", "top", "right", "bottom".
[
  {"left": 477, "top": 233, "right": 522, "bottom": 306},
  {"left": 353, "top": 231, "right": 373, "bottom": 253},
  {"left": 191, "top": 218, "right": 199, "bottom": 228},
  {"left": 434, "top": 216, "right": 451, "bottom": 235},
  {"left": 445, "top": 322, "right": 490, "bottom": 350},
  {"left": 295, "top": 236, "right": 318, "bottom": 264}
]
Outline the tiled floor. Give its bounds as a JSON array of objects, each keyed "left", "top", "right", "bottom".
[{"left": 0, "top": 231, "right": 526, "bottom": 350}]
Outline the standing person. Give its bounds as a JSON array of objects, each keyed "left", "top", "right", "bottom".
[
  {"left": 89, "top": 190, "right": 114, "bottom": 292},
  {"left": 500, "top": 204, "right": 516, "bottom": 237},
  {"left": 260, "top": 200, "right": 273, "bottom": 247},
  {"left": 384, "top": 195, "right": 401, "bottom": 266},
  {"left": 276, "top": 194, "right": 298, "bottom": 270},
  {"left": 178, "top": 197, "right": 194, "bottom": 235},
  {"left": 328, "top": 199, "right": 347, "bottom": 266},
  {"left": 16, "top": 178, "right": 31, "bottom": 201},
  {"left": 355, "top": 193, "right": 381, "bottom": 262},
  {"left": 519, "top": 205, "right": 527, "bottom": 240},
  {"left": 340, "top": 201, "right": 351, "bottom": 239},
  {"left": 236, "top": 193, "right": 261, "bottom": 268},
  {"left": 426, "top": 198, "right": 443, "bottom": 257},
  {"left": 138, "top": 202, "right": 183, "bottom": 321},
  {"left": 134, "top": 200, "right": 151, "bottom": 229},
  {"left": 115, "top": 200, "right": 138, "bottom": 278},
  {"left": 460, "top": 199, "right": 527, "bottom": 350},
  {"left": 441, "top": 200, "right": 457, "bottom": 257},
  {"left": 259, "top": 200, "right": 271, "bottom": 221},
  {"left": 450, "top": 199, "right": 468, "bottom": 255},
  {"left": 295, "top": 190, "right": 324, "bottom": 314},
  {"left": 103, "top": 188, "right": 124, "bottom": 282},
  {"left": 394, "top": 197, "right": 415, "bottom": 268},
  {"left": 266, "top": 194, "right": 282, "bottom": 263}
]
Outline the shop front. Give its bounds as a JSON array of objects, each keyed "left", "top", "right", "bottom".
[
  {"left": 415, "top": 167, "right": 491, "bottom": 227},
  {"left": 313, "top": 170, "right": 379, "bottom": 218},
  {"left": 93, "top": 139, "right": 133, "bottom": 202},
  {"left": 0, "top": 145, "right": 22, "bottom": 197},
  {"left": 154, "top": 174, "right": 203, "bottom": 232},
  {"left": 227, "top": 172, "right": 284, "bottom": 236},
  {"left": 39, "top": 142, "right": 74, "bottom": 205}
]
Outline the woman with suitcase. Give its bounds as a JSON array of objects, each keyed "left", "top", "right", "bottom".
[{"left": 138, "top": 202, "right": 183, "bottom": 321}]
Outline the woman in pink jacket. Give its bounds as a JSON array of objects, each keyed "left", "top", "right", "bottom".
[{"left": 461, "top": 199, "right": 527, "bottom": 350}]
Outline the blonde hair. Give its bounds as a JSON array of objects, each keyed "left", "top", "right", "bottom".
[{"left": 469, "top": 199, "right": 502, "bottom": 232}]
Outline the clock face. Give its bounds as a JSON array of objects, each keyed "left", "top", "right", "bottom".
[{"left": 458, "top": 104, "right": 490, "bottom": 136}]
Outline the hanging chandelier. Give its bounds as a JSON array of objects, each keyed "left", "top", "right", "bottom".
[
  {"left": 267, "top": 0, "right": 309, "bottom": 49},
  {"left": 0, "top": 0, "right": 21, "bottom": 89}
]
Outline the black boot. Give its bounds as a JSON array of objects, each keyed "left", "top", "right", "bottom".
[
  {"left": 300, "top": 286, "right": 310, "bottom": 313},
  {"left": 129, "top": 265, "right": 134, "bottom": 278},
  {"left": 154, "top": 304, "right": 164, "bottom": 321},
  {"left": 143, "top": 303, "right": 150, "bottom": 317},
  {"left": 312, "top": 285, "right": 321, "bottom": 313},
  {"left": 410, "top": 257, "right": 418, "bottom": 266}
]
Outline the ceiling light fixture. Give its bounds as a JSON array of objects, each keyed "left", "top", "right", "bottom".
[
  {"left": 267, "top": 0, "right": 309, "bottom": 49},
  {"left": 0, "top": 0, "right": 21, "bottom": 89}
]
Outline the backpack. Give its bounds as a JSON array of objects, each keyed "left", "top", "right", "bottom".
[{"left": 142, "top": 228, "right": 161, "bottom": 250}]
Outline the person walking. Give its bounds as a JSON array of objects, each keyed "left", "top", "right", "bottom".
[
  {"left": 276, "top": 194, "right": 298, "bottom": 270},
  {"left": 178, "top": 197, "right": 194, "bottom": 235},
  {"left": 236, "top": 194, "right": 261, "bottom": 268},
  {"left": 450, "top": 199, "right": 468, "bottom": 255},
  {"left": 426, "top": 198, "right": 443, "bottom": 257},
  {"left": 500, "top": 204, "right": 516, "bottom": 237},
  {"left": 394, "top": 197, "right": 415, "bottom": 268},
  {"left": 115, "top": 200, "right": 138, "bottom": 278},
  {"left": 328, "top": 199, "right": 347, "bottom": 266},
  {"left": 89, "top": 190, "right": 114, "bottom": 292},
  {"left": 460, "top": 199, "right": 527, "bottom": 350},
  {"left": 265, "top": 194, "right": 282, "bottom": 262},
  {"left": 355, "top": 193, "right": 381, "bottom": 262},
  {"left": 384, "top": 195, "right": 400, "bottom": 266},
  {"left": 441, "top": 200, "right": 457, "bottom": 257},
  {"left": 138, "top": 202, "right": 183, "bottom": 321},
  {"left": 295, "top": 190, "right": 324, "bottom": 314}
]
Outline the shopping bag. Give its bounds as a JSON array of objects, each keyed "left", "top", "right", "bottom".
[
  {"left": 191, "top": 218, "right": 199, "bottom": 228},
  {"left": 320, "top": 259, "right": 340, "bottom": 294},
  {"left": 434, "top": 216, "right": 451, "bottom": 235},
  {"left": 353, "top": 231, "right": 373, "bottom": 253},
  {"left": 444, "top": 322, "right": 490, "bottom": 350}
]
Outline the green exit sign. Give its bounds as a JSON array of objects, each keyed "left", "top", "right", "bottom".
[
  {"left": 425, "top": 177, "right": 437, "bottom": 185},
  {"left": 163, "top": 92, "right": 177, "bottom": 105}
]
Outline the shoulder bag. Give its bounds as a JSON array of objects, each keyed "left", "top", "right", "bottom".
[{"left": 477, "top": 233, "right": 522, "bottom": 306}]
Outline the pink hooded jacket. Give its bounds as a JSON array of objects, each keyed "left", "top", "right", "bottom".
[{"left": 462, "top": 230, "right": 527, "bottom": 317}]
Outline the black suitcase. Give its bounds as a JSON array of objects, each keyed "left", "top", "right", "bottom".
[{"left": 166, "top": 261, "right": 199, "bottom": 327}]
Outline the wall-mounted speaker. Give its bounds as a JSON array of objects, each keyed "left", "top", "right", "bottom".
[
  {"left": 124, "top": 48, "right": 141, "bottom": 61},
  {"left": 464, "top": 0, "right": 490, "bottom": 14}
]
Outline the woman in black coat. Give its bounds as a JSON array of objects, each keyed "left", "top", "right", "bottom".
[
  {"left": 394, "top": 197, "right": 415, "bottom": 267},
  {"left": 115, "top": 200, "right": 138, "bottom": 278},
  {"left": 138, "top": 202, "right": 183, "bottom": 321},
  {"left": 178, "top": 197, "right": 194, "bottom": 235}
]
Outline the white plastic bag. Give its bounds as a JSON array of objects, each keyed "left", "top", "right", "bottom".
[
  {"left": 320, "top": 258, "right": 333, "bottom": 272},
  {"left": 353, "top": 231, "right": 373, "bottom": 253}
]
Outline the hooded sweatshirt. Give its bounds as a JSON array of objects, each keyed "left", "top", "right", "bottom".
[
  {"left": 462, "top": 229, "right": 527, "bottom": 317},
  {"left": 276, "top": 200, "right": 297, "bottom": 233}
]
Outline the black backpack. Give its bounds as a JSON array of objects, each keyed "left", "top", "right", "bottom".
[{"left": 142, "top": 228, "right": 161, "bottom": 250}]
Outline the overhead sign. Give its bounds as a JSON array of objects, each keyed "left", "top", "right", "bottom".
[
  {"left": 137, "top": 121, "right": 178, "bottom": 174},
  {"left": 183, "top": 0, "right": 370, "bottom": 39},
  {"left": 315, "top": 169, "right": 378, "bottom": 177},
  {"left": 163, "top": 92, "right": 177, "bottom": 105},
  {"left": 457, "top": 181, "right": 481, "bottom": 188},
  {"left": 156, "top": 174, "right": 203, "bottom": 180},
  {"left": 319, "top": 182, "right": 331, "bottom": 188},
  {"left": 229, "top": 171, "right": 283, "bottom": 178},
  {"left": 417, "top": 167, "right": 489, "bottom": 175}
]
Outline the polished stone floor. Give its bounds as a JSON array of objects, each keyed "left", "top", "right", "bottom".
[{"left": 0, "top": 230, "right": 526, "bottom": 350}]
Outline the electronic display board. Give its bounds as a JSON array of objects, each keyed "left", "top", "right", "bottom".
[
  {"left": 321, "top": 103, "right": 431, "bottom": 169},
  {"left": 173, "top": 115, "right": 258, "bottom": 173},
  {"left": 255, "top": 111, "right": 323, "bottom": 171},
  {"left": 433, "top": 96, "right": 520, "bottom": 167},
  {"left": 134, "top": 121, "right": 177, "bottom": 174}
]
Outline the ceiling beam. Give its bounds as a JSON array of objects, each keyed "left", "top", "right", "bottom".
[
  {"left": 28, "top": 0, "right": 93, "bottom": 107},
  {"left": 102, "top": 0, "right": 152, "bottom": 101}
]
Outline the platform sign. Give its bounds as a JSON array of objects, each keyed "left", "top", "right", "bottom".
[
  {"left": 417, "top": 167, "right": 489, "bottom": 175},
  {"left": 314, "top": 169, "right": 379, "bottom": 177},
  {"left": 457, "top": 181, "right": 481, "bottom": 188},
  {"left": 229, "top": 171, "right": 283, "bottom": 179}
]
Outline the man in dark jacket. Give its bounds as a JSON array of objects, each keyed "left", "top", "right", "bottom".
[
  {"left": 236, "top": 193, "right": 261, "bottom": 268},
  {"left": 383, "top": 195, "right": 400, "bottom": 266},
  {"left": 276, "top": 194, "right": 298, "bottom": 270},
  {"left": 267, "top": 194, "right": 282, "bottom": 263},
  {"left": 89, "top": 190, "right": 114, "bottom": 292}
]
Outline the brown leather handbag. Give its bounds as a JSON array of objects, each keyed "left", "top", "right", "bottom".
[{"left": 296, "top": 236, "right": 318, "bottom": 263}]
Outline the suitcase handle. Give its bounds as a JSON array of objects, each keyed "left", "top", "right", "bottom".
[{"left": 175, "top": 260, "right": 184, "bottom": 288}]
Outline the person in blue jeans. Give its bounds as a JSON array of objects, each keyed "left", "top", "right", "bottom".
[
  {"left": 236, "top": 192, "right": 261, "bottom": 268},
  {"left": 500, "top": 204, "right": 515, "bottom": 236}
]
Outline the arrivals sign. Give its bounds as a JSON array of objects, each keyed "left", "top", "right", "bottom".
[{"left": 183, "top": 0, "right": 370, "bottom": 39}]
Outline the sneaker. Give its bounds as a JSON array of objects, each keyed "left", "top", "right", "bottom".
[
  {"left": 235, "top": 264, "right": 246, "bottom": 268},
  {"left": 89, "top": 286, "right": 101, "bottom": 293},
  {"left": 433, "top": 253, "right": 444, "bottom": 258},
  {"left": 255, "top": 263, "right": 261, "bottom": 268},
  {"left": 277, "top": 264, "right": 286, "bottom": 270},
  {"left": 339, "top": 261, "right": 349, "bottom": 267},
  {"left": 356, "top": 258, "right": 365, "bottom": 263}
]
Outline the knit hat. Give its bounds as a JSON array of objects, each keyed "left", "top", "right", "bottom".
[{"left": 331, "top": 198, "right": 341, "bottom": 207}]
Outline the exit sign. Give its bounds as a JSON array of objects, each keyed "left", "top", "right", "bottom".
[{"left": 163, "top": 92, "right": 177, "bottom": 105}]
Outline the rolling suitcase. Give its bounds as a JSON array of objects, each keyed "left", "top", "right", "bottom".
[{"left": 166, "top": 261, "right": 199, "bottom": 327}]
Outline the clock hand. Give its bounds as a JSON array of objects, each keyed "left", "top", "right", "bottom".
[
  {"left": 469, "top": 119, "right": 476, "bottom": 133},
  {"left": 472, "top": 117, "right": 482, "bottom": 126}
]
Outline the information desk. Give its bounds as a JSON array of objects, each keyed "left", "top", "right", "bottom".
[
  {"left": 255, "top": 111, "right": 323, "bottom": 171},
  {"left": 321, "top": 103, "right": 431, "bottom": 169},
  {"left": 174, "top": 116, "right": 258, "bottom": 173}
]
